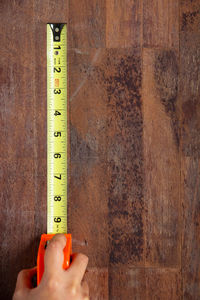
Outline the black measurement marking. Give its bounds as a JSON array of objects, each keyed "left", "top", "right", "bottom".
[
  {"left": 54, "top": 89, "right": 61, "bottom": 94},
  {"left": 54, "top": 45, "right": 61, "bottom": 50},
  {"left": 54, "top": 132, "right": 61, "bottom": 137},
  {"left": 54, "top": 174, "right": 61, "bottom": 180},
  {"left": 54, "top": 110, "right": 61, "bottom": 116},
  {"left": 54, "top": 217, "right": 61, "bottom": 223},
  {"left": 54, "top": 67, "right": 61, "bottom": 73}
]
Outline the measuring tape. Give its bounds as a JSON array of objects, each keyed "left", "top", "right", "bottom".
[
  {"left": 47, "top": 23, "right": 67, "bottom": 233},
  {"left": 37, "top": 23, "right": 72, "bottom": 285}
]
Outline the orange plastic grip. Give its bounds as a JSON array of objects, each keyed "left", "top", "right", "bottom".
[{"left": 37, "top": 233, "right": 72, "bottom": 285}]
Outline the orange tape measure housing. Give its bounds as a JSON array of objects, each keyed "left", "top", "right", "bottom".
[{"left": 37, "top": 233, "right": 72, "bottom": 285}]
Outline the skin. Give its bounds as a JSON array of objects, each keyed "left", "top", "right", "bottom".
[{"left": 13, "top": 234, "right": 89, "bottom": 300}]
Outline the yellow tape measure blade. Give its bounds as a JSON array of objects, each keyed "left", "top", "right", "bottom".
[{"left": 47, "top": 23, "right": 67, "bottom": 234}]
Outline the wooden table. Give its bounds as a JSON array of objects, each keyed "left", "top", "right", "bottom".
[{"left": 0, "top": 1, "right": 200, "bottom": 299}]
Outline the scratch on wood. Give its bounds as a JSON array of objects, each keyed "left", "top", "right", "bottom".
[{"left": 69, "top": 48, "right": 101, "bottom": 102}]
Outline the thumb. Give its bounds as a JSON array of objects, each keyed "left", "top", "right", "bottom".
[
  {"left": 15, "top": 266, "right": 37, "bottom": 292},
  {"left": 43, "top": 234, "right": 66, "bottom": 278}
]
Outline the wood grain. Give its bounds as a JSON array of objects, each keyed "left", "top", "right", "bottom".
[
  {"left": 101, "top": 48, "right": 144, "bottom": 266},
  {"left": 180, "top": 31, "right": 200, "bottom": 299},
  {"left": 143, "top": 48, "right": 181, "bottom": 267},
  {"left": 69, "top": 48, "right": 108, "bottom": 269},
  {"left": 85, "top": 268, "right": 109, "bottom": 299},
  {"left": 69, "top": 0, "right": 106, "bottom": 48},
  {"left": 106, "top": 0, "right": 142, "bottom": 48},
  {"left": 0, "top": 1, "right": 36, "bottom": 298},
  {"left": 143, "top": 0, "right": 179, "bottom": 49},
  {"left": 0, "top": 0, "right": 200, "bottom": 299},
  {"left": 109, "top": 267, "right": 181, "bottom": 299},
  {"left": 180, "top": 0, "right": 200, "bottom": 32}
]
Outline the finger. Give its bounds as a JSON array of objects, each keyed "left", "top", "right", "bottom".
[
  {"left": 44, "top": 234, "right": 66, "bottom": 277},
  {"left": 82, "top": 280, "right": 89, "bottom": 298},
  {"left": 15, "top": 266, "right": 37, "bottom": 291},
  {"left": 66, "top": 253, "right": 88, "bottom": 283}
]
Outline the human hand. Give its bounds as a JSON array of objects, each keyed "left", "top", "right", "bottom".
[{"left": 13, "top": 234, "right": 89, "bottom": 300}]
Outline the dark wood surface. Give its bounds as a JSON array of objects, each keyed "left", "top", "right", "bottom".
[{"left": 0, "top": 0, "right": 200, "bottom": 299}]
